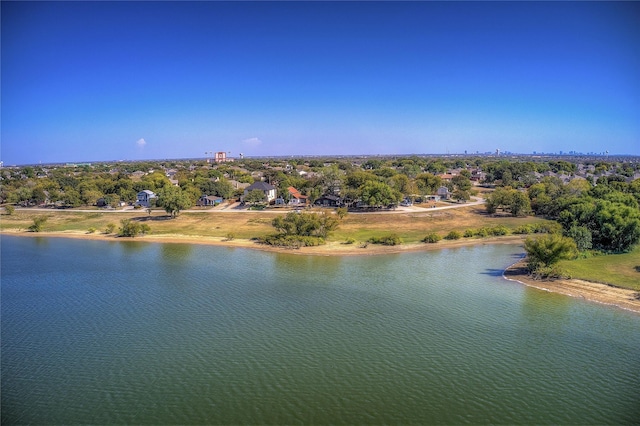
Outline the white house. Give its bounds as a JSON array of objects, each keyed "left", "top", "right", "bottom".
[
  {"left": 436, "top": 186, "right": 450, "bottom": 200},
  {"left": 243, "top": 181, "right": 277, "bottom": 203},
  {"left": 136, "top": 190, "right": 157, "bottom": 207}
]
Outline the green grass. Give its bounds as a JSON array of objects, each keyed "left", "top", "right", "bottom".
[{"left": 558, "top": 246, "right": 640, "bottom": 291}]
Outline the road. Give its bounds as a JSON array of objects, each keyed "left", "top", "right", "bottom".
[{"left": 8, "top": 198, "right": 485, "bottom": 215}]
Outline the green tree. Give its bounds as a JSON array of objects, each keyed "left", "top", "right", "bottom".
[
  {"left": 415, "top": 173, "right": 442, "bottom": 195},
  {"left": 4, "top": 205, "right": 15, "bottom": 215},
  {"left": 453, "top": 189, "right": 470, "bottom": 203},
  {"left": 509, "top": 191, "right": 531, "bottom": 217},
  {"left": 272, "top": 211, "right": 339, "bottom": 238},
  {"left": 118, "top": 219, "right": 151, "bottom": 237},
  {"left": 452, "top": 174, "right": 472, "bottom": 192},
  {"left": 524, "top": 234, "right": 577, "bottom": 271},
  {"left": 565, "top": 226, "right": 592, "bottom": 251},
  {"left": 28, "top": 216, "right": 48, "bottom": 232},
  {"left": 157, "top": 186, "right": 192, "bottom": 218},
  {"left": 358, "top": 180, "right": 402, "bottom": 208},
  {"left": 244, "top": 189, "right": 267, "bottom": 205}
]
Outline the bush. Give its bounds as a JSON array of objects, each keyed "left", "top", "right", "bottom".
[
  {"left": 532, "top": 222, "right": 562, "bottom": 234},
  {"left": 258, "top": 234, "right": 325, "bottom": 248},
  {"left": 28, "top": 216, "right": 47, "bottom": 232},
  {"left": 422, "top": 233, "right": 442, "bottom": 243},
  {"left": 104, "top": 223, "right": 116, "bottom": 234},
  {"left": 489, "top": 225, "right": 510, "bottom": 236},
  {"left": 445, "top": 230, "right": 462, "bottom": 240},
  {"left": 463, "top": 229, "right": 475, "bottom": 238},
  {"left": 4, "top": 205, "right": 15, "bottom": 215},
  {"left": 513, "top": 224, "right": 534, "bottom": 234},
  {"left": 118, "top": 219, "right": 150, "bottom": 237},
  {"left": 225, "top": 232, "right": 235, "bottom": 241},
  {"left": 343, "top": 237, "right": 357, "bottom": 245},
  {"left": 368, "top": 234, "right": 402, "bottom": 246},
  {"left": 87, "top": 227, "right": 97, "bottom": 234},
  {"left": 475, "top": 228, "right": 489, "bottom": 238}
]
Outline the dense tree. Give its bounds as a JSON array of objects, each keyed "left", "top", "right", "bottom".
[
  {"left": 524, "top": 234, "right": 577, "bottom": 270},
  {"left": 244, "top": 189, "right": 267, "bottom": 205},
  {"left": 272, "top": 211, "right": 339, "bottom": 238},
  {"left": 156, "top": 186, "right": 192, "bottom": 218},
  {"left": 345, "top": 171, "right": 379, "bottom": 190},
  {"left": 358, "top": 180, "right": 402, "bottom": 208},
  {"left": 565, "top": 226, "right": 592, "bottom": 251},
  {"left": 415, "top": 173, "right": 442, "bottom": 195}
]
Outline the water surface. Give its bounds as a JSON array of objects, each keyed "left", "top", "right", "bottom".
[{"left": 2, "top": 236, "right": 638, "bottom": 424}]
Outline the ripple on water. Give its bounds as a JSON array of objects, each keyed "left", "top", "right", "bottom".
[{"left": 1, "top": 237, "right": 639, "bottom": 425}]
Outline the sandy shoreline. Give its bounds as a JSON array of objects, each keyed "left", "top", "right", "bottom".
[
  {"left": 3, "top": 230, "right": 638, "bottom": 314},
  {"left": 504, "top": 260, "right": 640, "bottom": 314},
  {"left": 0, "top": 229, "right": 526, "bottom": 256}
]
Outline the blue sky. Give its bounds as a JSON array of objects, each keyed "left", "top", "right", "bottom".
[{"left": 2, "top": 1, "right": 639, "bottom": 164}]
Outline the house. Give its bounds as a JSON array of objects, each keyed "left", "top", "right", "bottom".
[
  {"left": 436, "top": 186, "right": 450, "bottom": 200},
  {"left": 315, "top": 194, "right": 342, "bottom": 207},
  {"left": 287, "top": 186, "right": 308, "bottom": 205},
  {"left": 197, "top": 195, "right": 223, "bottom": 206},
  {"left": 243, "top": 181, "right": 277, "bottom": 203},
  {"left": 136, "top": 190, "right": 157, "bottom": 207}
]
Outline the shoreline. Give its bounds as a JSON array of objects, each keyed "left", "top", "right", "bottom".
[
  {"left": 3, "top": 230, "right": 638, "bottom": 314},
  {"left": 0, "top": 229, "right": 526, "bottom": 256},
  {"left": 504, "top": 260, "right": 640, "bottom": 314}
]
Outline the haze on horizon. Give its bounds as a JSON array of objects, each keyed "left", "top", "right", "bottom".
[{"left": 2, "top": 1, "right": 639, "bottom": 165}]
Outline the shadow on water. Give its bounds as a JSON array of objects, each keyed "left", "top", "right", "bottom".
[{"left": 481, "top": 268, "right": 507, "bottom": 277}]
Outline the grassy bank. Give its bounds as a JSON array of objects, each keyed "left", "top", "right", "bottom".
[
  {"left": 558, "top": 247, "right": 640, "bottom": 291},
  {"left": 1, "top": 205, "right": 551, "bottom": 244}
]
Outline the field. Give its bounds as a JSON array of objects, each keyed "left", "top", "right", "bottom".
[
  {"left": 0, "top": 205, "right": 550, "bottom": 244},
  {"left": 559, "top": 247, "right": 640, "bottom": 291}
]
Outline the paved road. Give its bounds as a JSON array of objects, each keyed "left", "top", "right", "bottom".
[{"left": 8, "top": 197, "right": 485, "bottom": 215}]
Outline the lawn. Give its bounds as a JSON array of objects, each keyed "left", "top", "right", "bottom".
[
  {"left": 558, "top": 246, "right": 640, "bottom": 291},
  {"left": 1, "top": 205, "right": 551, "bottom": 244}
]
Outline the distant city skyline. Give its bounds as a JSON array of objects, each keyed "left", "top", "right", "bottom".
[{"left": 2, "top": 1, "right": 639, "bottom": 165}]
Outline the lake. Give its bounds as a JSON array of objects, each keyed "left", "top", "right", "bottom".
[{"left": 1, "top": 235, "right": 638, "bottom": 424}]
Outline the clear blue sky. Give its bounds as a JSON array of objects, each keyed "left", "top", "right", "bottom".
[{"left": 2, "top": 1, "right": 639, "bottom": 164}]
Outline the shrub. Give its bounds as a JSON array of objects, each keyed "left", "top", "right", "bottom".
[
  {"left": 532, "top": 222, "right": 562, "bottom": 234},
  {"left": 422, "top": 233, "right": 442, "bottom": 243},
  {"left": 475, "top": 227, "right": 489, "bottom": 237},
  {"left": 4, "top": 205, "right": 15, "bottom": 215},
  {"left": 343, "top": 237, "right": 357, "bottom": 244},
  {"left": 490, "top": 225, "right": 510, "bottom": 236},
  {"left": 368, "top": 234, "right": 402, "bottom": 246},
  {"left": 513, "top": 224, "right": 534, "bottom": 234},
  {"left": 258, "top": 234, "right": 325, "bottom": 248},
  {"left": 87, "top": 227, "right": 97, "bottom": 234},
  {"left": 225, "top": 232, "right": 235, "bottom": 241},
  {"left": 445, "top": 230, "right": 463, "bottom": 240},
  {"left": 28, "top": 216, "right": 47, "bottom": 232},
  {"left": 104, "top": 223, "right": 116, "bottom": 234},
  {"left": 463, "top": 229, "right": 475, "bottom": 238},
  {"left": 118, "top": 219, "right": 150, "bottom": 237}
]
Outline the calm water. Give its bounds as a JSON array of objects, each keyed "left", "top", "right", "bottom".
[{"left": 1, "top": 235, "right": 639, "bottom": 425}]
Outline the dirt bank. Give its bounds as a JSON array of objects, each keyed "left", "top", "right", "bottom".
[
  {"left": 0, "top": 229, "right": 525, "bottom": 256},
  {"left": 504, "top": 261, "right": 640, "bottom": 314}
]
